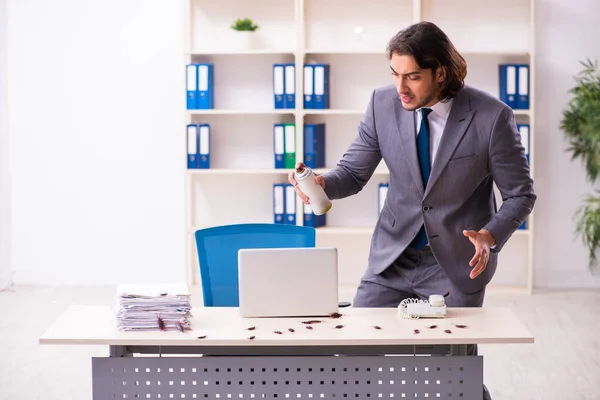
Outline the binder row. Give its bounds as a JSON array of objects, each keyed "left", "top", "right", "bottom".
[
  {"left": 273, "top": 181, "right": 393, "bottom": 228},
  {"left": 186, "top": 64, "right": 214, "bottom": 110},
  {"left": 518, "top": 123, "right": 530, "bottom": 164},
  {"left": 274, "top": 123, "right": 325, "bottom": 169},
  {"left": 185, "top": 63, "right": 330, "bottom": 110},
  {"left": 186, "top": 122, "right": 326, "bottom": 170},
  {"left": 187, "top": 63, "right": 526, "bottom": 111},
  {"left": 273, "top": 123, "right": 296, "bottom": 168},
  {"left": 273, "top": 64, "right": 330, "bottom": 109},
  {"left": 273, "top": 64, "right": 296, "bottom": 109},
  {"left": 273, "top": 184, "right": 326, "bottom": 227},
  {"left": 187, "top": 124, "right": 210, "bottom": 169},
  {"left": 499, "top": 64, "right": 529, "bottom": 109},
  {"left": 517, "top": 123, "right": 530, "bottom": 230},
  {"left": 519, "top": 220, "right": 527, "bottom": 230}
]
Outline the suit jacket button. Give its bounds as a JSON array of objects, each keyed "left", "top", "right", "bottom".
[{"left": 423, "top": 205, "right": 431, "bottom": 211}]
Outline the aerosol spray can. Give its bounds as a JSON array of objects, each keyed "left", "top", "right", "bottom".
[{"left": 294, "top": 166, "right": 332, "bottom": 215}]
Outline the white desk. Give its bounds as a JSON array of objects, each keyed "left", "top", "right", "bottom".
[{"left": 40, "top": 306, "right": 534, "bottom": 399}]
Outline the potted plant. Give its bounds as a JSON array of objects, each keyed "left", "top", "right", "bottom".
[
  {"left": 560, "top": 58, "right": 600, "bottom": 270},
  {"left": 230, "top": 17, "right": 259, "bottom": 50}
]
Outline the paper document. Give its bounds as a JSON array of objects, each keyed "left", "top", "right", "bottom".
[{"left": 114, "top": 281, "right": 192, "bottom": 332}]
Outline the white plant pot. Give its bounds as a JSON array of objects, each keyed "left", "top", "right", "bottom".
[{"left": 233, "top": 31, "right": 254, "bottom": 51}]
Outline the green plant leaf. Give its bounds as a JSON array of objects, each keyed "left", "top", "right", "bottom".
[
  {"left": 561, "top": 58, "right": 600, "bottom": 271},
  {"left": 230, "top": 17, "right": 259, "bottom": 31},
  {"left": 561, "top": 60, "right": 600, "bottom": 183},
  {"left": 575, "top": 191, "right": 600, "bottom": 270}
]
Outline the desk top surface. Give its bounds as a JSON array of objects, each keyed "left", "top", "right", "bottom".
[{"left": 39, "top": 306, "right": 534, "bottom": 346}]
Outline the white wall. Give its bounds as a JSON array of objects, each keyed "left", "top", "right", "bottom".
[
  {"left": 4, "top": 0, "right": 600, "bottom": 288},
  {"left": 0, "top": 0, "right": 11, "bottom": 290},
  {"left": 533, "top": 0, "right": 600, "bottom": 288},
  {"left": 7, "top": 0, "right": 186, "bottom": 285}
]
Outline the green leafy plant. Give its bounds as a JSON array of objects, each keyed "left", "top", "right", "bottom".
[
  {"left": 575, "top": 192, "right": 600, "bottom": 269},
  {"left": 561, "top": 58, "right": 600, "bottom": 269},
  {"left": 230, "top": 17, "right": 259, "bottom": 32}
]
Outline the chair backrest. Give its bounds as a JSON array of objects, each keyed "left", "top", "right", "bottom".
[{"left": 194, "top": 223, "right": 316, "bottom": 307}]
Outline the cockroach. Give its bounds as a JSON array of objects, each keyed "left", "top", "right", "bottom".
[
  {"left": 334, "top": 325, "right": 344, "bottom": 329},
  {"left": 301, "top": 320, "right": 323, "bottom": 325},
  {"left": 157, "top": 315, "right": 166, "bottom": 331},
  {"left": 444, "top": 329, "right": 452, "bottom": 334},
  {"left": 246, "top": 326, "right": 256, "bottom": 331},
  {"left": 175, "top": 321, "right": 185, "bottom": 332},
  {"left": 330, "top": 312, "right": 343, "bottom": 319},
  {"left": 306, "top": 326, "right": 314, "bottom": 330},
  {"left": 373, "top": 325, "right": 382, "bottom": 330},
  {"left": 197, "top": 335, "right": 207, "bottom": 340},
  {"left": 443, "top": 291, "right": 450, "bottom": 297},
  {"left": 426, "top": 325, "right": 438, "bottom": 329},
  {"left": 274, "top": 331, "right": 283, "bottom": 334},
  {"left": 288, "top": 328, "right": 295, "bottom": 333},
  {"left": 160, "top": 293, "right": 168, "bottom": 296},
  {"left": 454, "top": 324, "right": 468, "bottom": 329},
  {"left": 413, "top": 329, "right": 420, "bottom": 334},
  {"left": 248, "top": 336, "right": 256, "bottom": 340}
]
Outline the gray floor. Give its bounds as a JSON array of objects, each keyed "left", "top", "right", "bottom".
[{"left": 0, "top": 285, "right": 599, "bottom": 400}]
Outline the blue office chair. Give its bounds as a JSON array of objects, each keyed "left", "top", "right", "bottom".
[{"left": 194, "top": 223, "right": 316, "bottom": 307}]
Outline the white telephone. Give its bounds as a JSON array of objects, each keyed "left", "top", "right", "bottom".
[{"left": 398, "top": 295, "right": 447, "bottom": 319}]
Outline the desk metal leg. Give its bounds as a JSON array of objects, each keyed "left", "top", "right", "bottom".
[
  {"left": 109, "top": 345, "right": 132, "bottom": 357},
  {"left": 449, "top": 344, "right": 469, "bottom": 356}
]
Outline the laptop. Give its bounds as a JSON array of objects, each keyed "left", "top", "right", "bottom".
[{"left": 237, "top": 247, "right": 339, "bottom": 318}]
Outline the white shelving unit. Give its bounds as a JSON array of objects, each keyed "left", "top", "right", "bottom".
[{"left": 184, "top": 0, "right": 535, "bottom": 293}]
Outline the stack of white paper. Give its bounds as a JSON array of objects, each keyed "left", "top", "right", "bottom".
[{"left": 115, "top": 281, "right": 193, "bottom": 332}]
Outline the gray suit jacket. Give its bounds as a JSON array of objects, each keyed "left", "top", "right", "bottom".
[{"left": 322, "top": 85, "right": 536, "bottom": 294}]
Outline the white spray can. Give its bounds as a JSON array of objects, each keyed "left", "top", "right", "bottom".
[{"left": 294, "top": 166, "right": 332, "bottom": 215}]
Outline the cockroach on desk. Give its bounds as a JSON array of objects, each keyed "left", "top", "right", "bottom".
[
  {"left": 413, "top": 329, "right": 420, "bottom": 334},
  {"left": 246, "top": 326, "right": 256, "bottom": 331},
  {"left": 306, "top": 326, "right": 314, "bottom": 330},
  {"left": 334, "top": 325, "right": 345, "bottom": 329},
  {"left": 273, "top": 331, "right": 283, "bottom": 334},
  {"left": 454, "top": 324, "right": 468, "bottom": 329},
  {"left": 288, "top": 328, "right": 295, "bottom": 333},
  {"left": 197, "top": 335, "right": 207, "bottom": 340},
  {"left": 175, "top": 321, "right": 185, "bottom": 333},
  {"left": 373, "top": 325, "right": 382, "bottom": 330},
  {"left": 157, "top": 315, "right": 166, "bottom": 331},
  {"left": 444, "top": 329, "right": 452, "bottom": 334},
  {"left": 248, "top": 335, "right": 256, "bottom": 340},
  {"left": 330, "top": 312, "right": 343, "bottom": 319},
  {"left": 301, "top": 320, "right": 323, "bottom": 325}
]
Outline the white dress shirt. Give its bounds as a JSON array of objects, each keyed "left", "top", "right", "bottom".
[{"left": 415, "top": 98, "right": 454, "bottom": 167}]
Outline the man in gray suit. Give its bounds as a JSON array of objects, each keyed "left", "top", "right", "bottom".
[{"left": 289, "top": 21, "right": 535, "bottom": 400}]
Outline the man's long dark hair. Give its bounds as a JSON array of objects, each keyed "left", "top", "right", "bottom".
[{"left": 386, "top": 21, "right": 467, "bottom": 100}]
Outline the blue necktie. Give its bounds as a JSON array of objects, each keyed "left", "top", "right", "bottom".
[{"left": 411, "top": 107, "right": 433, "bottom": 249}]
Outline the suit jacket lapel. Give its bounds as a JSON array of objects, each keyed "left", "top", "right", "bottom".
[
  {"left": 424, "top": 89, "right": 475, "bottom": 198},
  {"left": 393, "top": 97, "right": 424, "bottom": 196}
]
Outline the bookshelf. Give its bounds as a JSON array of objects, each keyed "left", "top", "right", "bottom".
[{"left": 184, "top": 0, "right": 535, "bottom": 293}]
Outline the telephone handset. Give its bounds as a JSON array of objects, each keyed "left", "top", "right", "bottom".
[{"left": 398, "top": 294, "right": 447, "bottom": 319}]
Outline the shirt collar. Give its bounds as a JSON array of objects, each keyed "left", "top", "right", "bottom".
[{"left": 416, "top": 97, "right": 454, "bottom": 119}]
